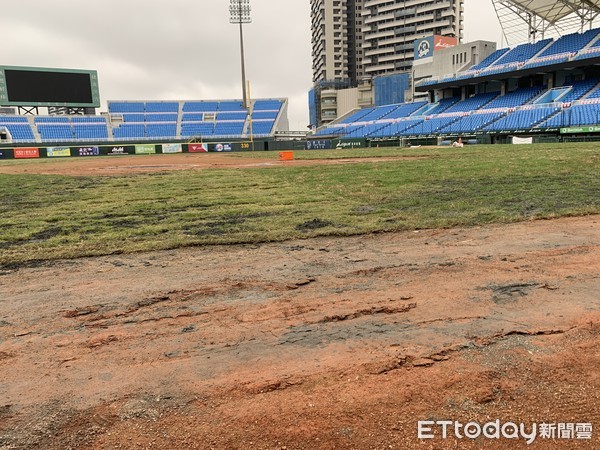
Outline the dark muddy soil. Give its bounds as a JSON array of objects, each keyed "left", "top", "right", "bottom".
[{"left": 0, "top": 215, "right": 598, "bottom": 449}]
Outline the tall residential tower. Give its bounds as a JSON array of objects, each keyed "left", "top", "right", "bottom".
[{"left": 310, "top": 0, "right": 464, "bottom": 127}]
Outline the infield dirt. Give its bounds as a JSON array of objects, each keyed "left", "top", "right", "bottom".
[{"left": 0, "top": 215, "right": 598, "bottom": 449}]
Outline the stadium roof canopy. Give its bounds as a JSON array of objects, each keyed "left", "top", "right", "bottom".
[{"left": 492, "top": 0, "right": 600, "bottom": 45}]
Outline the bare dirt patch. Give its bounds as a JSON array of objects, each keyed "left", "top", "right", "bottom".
[{"left": 0, "top": 216, "right": 598, "bottom": 449}]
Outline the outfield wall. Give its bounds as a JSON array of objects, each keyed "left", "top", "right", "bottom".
[{"left": 0, "top": 138, "right": 312, "bottom": 160}]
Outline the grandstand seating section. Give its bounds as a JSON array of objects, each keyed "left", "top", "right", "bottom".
[
  {"left": 420, "top": 28, "right": 600, "bottom": 87},
  {"left": 0, "top": 99, "right": 285, "bottom": 142},
  {"left": 312, "top": 78, "right": 600, "bottom": 139}
]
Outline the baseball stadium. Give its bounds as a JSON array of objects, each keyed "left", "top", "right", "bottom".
[{"left": 0, "top": 0, "right": 598, "bottom": 449}]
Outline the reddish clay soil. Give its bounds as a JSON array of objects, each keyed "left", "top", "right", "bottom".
[
  {"left": 0, "top": 153, "right": 431, "bottom": 176},
  {"left": 0, "top": 216, "right": 599, "bottom": 449}
]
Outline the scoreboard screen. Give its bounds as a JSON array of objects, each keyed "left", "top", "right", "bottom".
[{"left": 0, "top": 66, "right": 100, "bottom": 108}]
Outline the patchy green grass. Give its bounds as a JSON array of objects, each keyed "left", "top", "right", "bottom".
[{"left": 0, "top": 143, "right": 598, "bottom": 267}]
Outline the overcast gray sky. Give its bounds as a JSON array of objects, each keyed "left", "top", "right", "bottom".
[{"left": 1, "top": 1, "right": 502, "bottom": 129}]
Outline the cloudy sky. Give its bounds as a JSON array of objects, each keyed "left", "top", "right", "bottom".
[{"left": 1, "top": 1, "right": 503, "bottom": 129}]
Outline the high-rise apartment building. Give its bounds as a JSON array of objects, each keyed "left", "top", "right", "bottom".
[
  {"left": 310, "top": 0, "right": 464, "bottom": 127},
  {"left": 362, "top": 0, "right": 464, "bottom": 76},
  {"left": 311, "top": 0, "right": 365, "bottom": 86}
]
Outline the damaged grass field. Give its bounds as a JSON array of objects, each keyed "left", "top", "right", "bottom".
[{"left": 0, "top": 142, "right": 598, "bottom": 267}]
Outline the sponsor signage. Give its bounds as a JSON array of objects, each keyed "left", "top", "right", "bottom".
[
  {"left": 334, "top": 139, "right": 366, "bottom": 149},
  {"left": 212, "top": 143, "right": 233, "bottom": 152},
  {"left": 0, "top": 149, "right": 12, "bottom": 159},
  {"left": 414, "top": 35, "right": 458, "bottom": 61},
  {"left": 560, "top": 126, "right": 600, "bottom": 134},
  {"left": 14, "top": 147, "right": 39, "bottom": 159},
  {"left": 434, "top": 35, "right": 458, "bottom": 51},
  {"left": 188, "top": 143, "right": 208, "bottom": 153},
  {"left": 46, "top": 147, "right": 71, "bottom": 158},
  {"left": 414, "top": 36, "right": 435, "bottom": 61},
  {"left": 162, "top": 143, "right": 182, "bottom": 154},
  {"left": 306, "top": 139, "right": 332, "bottom": 150},
  {"left": 103, "top": 146, "right": 135, "bottom": 156},
  {"left": 135, "top": 144, "right": 156, "bottom": 155},
  {"left": 77, "top": 146, "right": 100, "bottom": 157}
]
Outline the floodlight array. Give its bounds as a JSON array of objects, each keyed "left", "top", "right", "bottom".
[{"left": 230, "top": 0, "right": 252, "bottom": 24}]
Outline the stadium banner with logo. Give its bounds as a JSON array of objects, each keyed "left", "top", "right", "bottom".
[
  {"left": 161, "top": 143, "right": 183, "bottom": 154},
  {"left": 100, "top": 145, "right": 136, "bottom": 156},
  {"left": 434, "top": 35, "right": 458, "bottom": 51},
  {"left": 560, "top": 126, "right": 600, "bottom": 134},
  {"left": 211, "top": 143, "right": 233, "bottom": 152},
  {"left": 306, "top": 139, "right": 332, "bottom": 150},
  {"left": 76, "top": 146, "right": 100, "bottom": 157},
  {"left": 0, "top": 149, "right": 13, "bottom": 159},
  {"left": 14, "top": 148, "right": 40, "bottom": 159},
  {"left": 46, "top": 147, "right": 72, "bottom": 158},
  {"left": 414, "top": 36, "right": 435, "bottom": 61},
  {"left": 187, "top": 143, "right": 208, "bottom": 153},
  {"left": 333, "top": 138, "right": 366, "bottom": 149},
  {"left": 135, "top": 144, "right": 156, "bottom": 155}
]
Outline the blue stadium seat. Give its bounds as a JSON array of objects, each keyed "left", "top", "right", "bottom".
[
  {"left": 71, "top": 116, "right": 106, "bottom": 123},
  {"left": 539, "top": 29, "right": 599, "bottom": 57},
  {"left": 113, "top": 124, "right": 145, "bottom": 139},
  {"left": 146, "top": 124, "right": 177, "bottom": 138},
  {"left": 145, "top": 113, "right": 178, "bottom": 122},
  {"left": 484, "top": 107, "right": 560, "bottom": 131},
  {"left": 38, "top": 124, "right": 74, "bottom": 141},
  {"left": 542, "top": 104, "right": 600, "bottom": 127},
  {"left": 74, "top": 124, "right": 109, "bottom": 140},
  {"left": 444, "top": 92, "right": 499, "bottom": 114},
  {"left": 385, "top": 102, "right": 428, "bottom": 119},
  {"left": 438, "top": 112, "right": 506, "bottom": 134},
  {"left": 109, "top": 102, "right": 145, "bottom": 113},
  {"left": 427, "top": 97, "right": 461, "bottom": 115},
  {"left": 252, "top": 111, "right": 278, "bottom": 120},
  {"left": 214, "top": 122, "right": 245, "bottom": 136},
  {"left": 183, "top": 102, "right": 219, "bottom": 112},
  {"left": 0, "top": 116, "right": 29, "bottom": 123},
  {"left": 0, "top": 124, "right": 36, "bottom": 141},
  {"left": 218, "top": 101, "right": 245, "bottom": 111},
  {"left": 217, "top": 112, "right": 248, "bottom": 121},
  {"left": 470, "top": 48, "right": 511, "bottom": 71},
  {"left": 559, "top": 79, "right": 599, "bottom": 103},
  {"left": 145, "top": 102, "right": 179, "bottom": 113},
  {"left": 251, "top": 121, "right": 275, "bottom": 135},
  {"left": 181, "top": 122, "right": 215, "bottom": 137},
  {"left": 483, "top": 86, "right": 544, "bottom": 109},
  {"left": 339, "top": 108, "right": 377, "bottom": 124},
  {"left": 253, "top": 100, "right": 283, "bottom": 110},
  {"left": 35, "top": 117, "right": 70, "bottom": 124},
  {"left": 491, "top": 39, "right": 552, "bottom": 66}
]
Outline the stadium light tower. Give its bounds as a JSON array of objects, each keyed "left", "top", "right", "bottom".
[{"left": 230, "top": 0, "right": 251, "bottom": 109}]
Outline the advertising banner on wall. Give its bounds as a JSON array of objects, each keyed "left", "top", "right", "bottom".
[
  {"left": 188, "top": 143, "right": 208, "bottom": 153},
  {"left": 135, "top": 144, "right": 156, "bottom": 155},
  {"left": 162, "top": 143, "right": 183, "bottom": 154},
  {"left": 434, "top": 35, "right": 458, "bottom": 51},
  {"left": 306, "top": 140, "right": 332, "bottom": 150},
  {"left": 414, "top": 36, "right": 435, "bottom": 61},
  {"left": 212, "top": 143, "right": 232, "bottom": 152},
  {"left": 77, "top": 146, "right": 100, "bottom": 157},
  {"left": 14, "top": 148, "right": 40, "bottom": 159},
  {"left": 414, "top": 35, "right": 458, "bottom": 61},
  {"left": 0, "top": 149, "right": 12, "bottom": 159},
  {"left": 46, "top": 147, "right": 71, "bottom": 158},
  {"left": 333, "top": 139, "right": 366, "bottom": 149},
  {"left": 101, "top": 145, "right": 136, "bottom": 156},
  {"left": 561, "top": 126, "right": 600, "bottom": 134}
]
